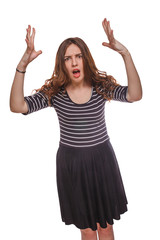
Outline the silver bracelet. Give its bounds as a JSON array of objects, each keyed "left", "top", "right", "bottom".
[{"left": 16, "top": 68, "right": 26, "bottom": 74}]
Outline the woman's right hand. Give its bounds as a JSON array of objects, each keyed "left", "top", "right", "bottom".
[{"left": 18, "top": 25, "right": 42, "bottom": 70}]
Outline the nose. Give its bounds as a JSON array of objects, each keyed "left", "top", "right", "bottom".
[{"left": 72, "top": 56, "right": 77, "bottom": 66}]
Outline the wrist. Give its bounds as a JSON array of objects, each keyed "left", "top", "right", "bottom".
[
  {"left": 120, "top": 49, "right": 131, "bottom": 58},
  {"left": 17, "top": 62, "right": 27, "bottom": 72},
  {"left": 19, "top": 50, "right": 31, "bottom": 69}
]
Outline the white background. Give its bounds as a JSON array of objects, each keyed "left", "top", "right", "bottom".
[{"left": 0, "top": 0, "right": 160, "bottom": 239}]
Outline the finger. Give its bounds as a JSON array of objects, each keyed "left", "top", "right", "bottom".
[
  {"left": 26, "top": 25, "right": 31, "bottom": 40},
  {"left": 108, "top": 21, "right": 112, "bottom": 35},
  {"left": 34, "top": 50, "right": 43, "bottom": 59},
  {"left": 102, "top": 42, "right": 111, "bottom": 48},
  {"left": 102, "top": 19, "right": 109, "bottom": 39},
  {"left": 27, "top": 25, "right": 31, "bottom": 37},
  {"left": 104, "top": 19, "right": 111, "bottom": 40},
  {"left": 26, "top": 32, "right": 28, "bottom": 40},
  {"left": 37, "top": 50, "right": 42, "bottom": 55},
  {"left": 110, "top": 30, "right": 115, "bottom": 42},
  {"left": 102, "top": 18, "right": 108, "bottom": 34},
  {"left": 25, "top": 38, "right": 29, "bottom": 44},
  {"left": 26, "top": 27, "right": 28, "bottom": 39},
  {"left": 31, "top": 27, "right": 36, "bottom": 42},
  {"left": 106, "top": 21, "right": 113, "bottom": 42}
]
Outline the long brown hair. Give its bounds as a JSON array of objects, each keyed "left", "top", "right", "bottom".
[{"left": 33, "top": 37, "right": 120, "bottom": 106}]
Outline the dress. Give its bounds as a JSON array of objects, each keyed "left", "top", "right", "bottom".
[{"left": 22, "top": 84, "right": 132, "bottom": 231}]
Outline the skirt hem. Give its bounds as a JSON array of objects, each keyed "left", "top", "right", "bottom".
[{"left": 61, "top": 208, "right": 128, "bottom": 231}]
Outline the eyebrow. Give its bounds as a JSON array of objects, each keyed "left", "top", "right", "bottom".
[{"left": 64, "top": 53, "right": 82, "bottom": 58}]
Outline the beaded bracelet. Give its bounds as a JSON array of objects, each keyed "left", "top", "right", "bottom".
[{"left": 16, "top": 68, "right": 26, "bottom": 74}]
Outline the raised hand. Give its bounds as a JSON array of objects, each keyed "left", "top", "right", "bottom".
[
  {"left": 102, "top": 18, "right": 129, "bottom": 55},
  {"left": 25, "top": 25, "right": 42, "bottom": 56},
  {"left": 24, "top": 25, "right": 42, "bottom": 64},
  {"left": 18, "top": 25, "right": 42, "bottom": 70}
]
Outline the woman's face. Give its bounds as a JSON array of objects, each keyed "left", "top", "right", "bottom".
[{"left": 64, "top": 44, "right": 85, "bottom": 84}]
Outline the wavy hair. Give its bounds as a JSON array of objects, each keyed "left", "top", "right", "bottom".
[{"left": 33, "top": 37, "right": 120, "bottom": 106}]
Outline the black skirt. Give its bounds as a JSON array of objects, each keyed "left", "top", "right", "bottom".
[{"left": 56, "top": 139, "right": 128, "bottom": 231}]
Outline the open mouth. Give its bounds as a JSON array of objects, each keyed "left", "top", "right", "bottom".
[
  {"left": 73, "top": 69, "right": 80, "bottom": 74},
  {"left": 72, "top": 69, "right": 80, "bottom": 78}
]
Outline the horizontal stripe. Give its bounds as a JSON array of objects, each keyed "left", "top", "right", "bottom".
[
  {"left": 61, "top": 128, "right": 107, "bottom": 139},
  {"left": 61, "top": 123, "right": 104, "bottom": 134},
  {"left": 22, "top": 85, "right": 131, "bottom": 147},
  {"left": 60, "top": 138, "right": 110, "bottom": 148},
  {"left": 59, "top": 115, "right": 105, "bottom": 128}
]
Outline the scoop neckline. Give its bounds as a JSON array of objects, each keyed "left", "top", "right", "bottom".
[{"left": 66, "top": 86, "right": 94, "bottom": 106}]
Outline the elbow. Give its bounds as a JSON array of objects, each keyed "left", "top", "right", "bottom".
[
  {"left": 136, "top": 95, "right": 143, "bottom": 101},
  {"left": 131, "top": 94, "right": 143, "bottom": 102},
  {"left": 135, "top": 91, "right": 143, "bottom": 101},
  {"left": 10, "top": 100, "right": 26, "bottom": 113},
  {"left": 10, "top": 99, "right": 16, "bottom": 112},
  {"left": 128, "top": 95, "right": 142, "bottom": 102},
  {"left": 10, "top": 104, "right": 15, "bottom": 113},
  {"left": 10, "top": 107, "right": 19, "bottom": 113},
  {"left": 10, "top": 104, "right": 21, "bottom": 113},
  {"left": 10, "top": 103, "right": 17, "bottom": 113},
  {"left": 127, "top": 90, "right": 143, "bottom": 102}
]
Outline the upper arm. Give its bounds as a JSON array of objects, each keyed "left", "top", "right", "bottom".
[
  {"left": 21, "top": 91, "right": 49, "bottom": 115},
  {"left": 112, "top": 85, "right": 133, "bottom": 103}
]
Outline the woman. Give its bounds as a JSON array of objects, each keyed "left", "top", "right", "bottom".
[{"left": 10, "top": 18, "right": 142, "bottom": 240}]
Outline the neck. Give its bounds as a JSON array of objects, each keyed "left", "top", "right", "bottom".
[{"left": 67, "top": 80, "right": 91, "bottom": 90}]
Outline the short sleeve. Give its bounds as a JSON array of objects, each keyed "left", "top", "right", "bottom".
[
  {"left": 22, "top": 91, "right": 49, "bottom": 115},
  {"left": 112, "top": 85, "right": 132, "bottom": 103}
]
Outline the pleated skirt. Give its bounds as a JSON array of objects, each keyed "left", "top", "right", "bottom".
[{"left": 56, "top": 139, "right": 128, "bottom": 231}]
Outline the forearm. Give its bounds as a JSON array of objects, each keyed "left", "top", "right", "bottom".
[
  {"left": 10, "top": 61, "right": 27, "bottom": 112},
  {"left": 121, "top": 51, "right": 142, "bottom": 101},
  {"left": 10, "top": 25, "right": 43, "bottom": 112}
]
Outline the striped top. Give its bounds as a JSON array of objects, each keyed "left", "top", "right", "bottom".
[{"left": 22, "top": 85, "right": 132, "bottom": 147}]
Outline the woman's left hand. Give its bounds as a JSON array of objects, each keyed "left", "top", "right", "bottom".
[{"left": 102, "top": 18, "right": 129, "bottom": 56}]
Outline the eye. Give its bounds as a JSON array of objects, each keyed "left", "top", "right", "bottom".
[
  {"left": 78, "top": 54, "right": 83, "bottom": 58},
  {"left": 64, "top": 57, "right": 70, "bottom": 61}
]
